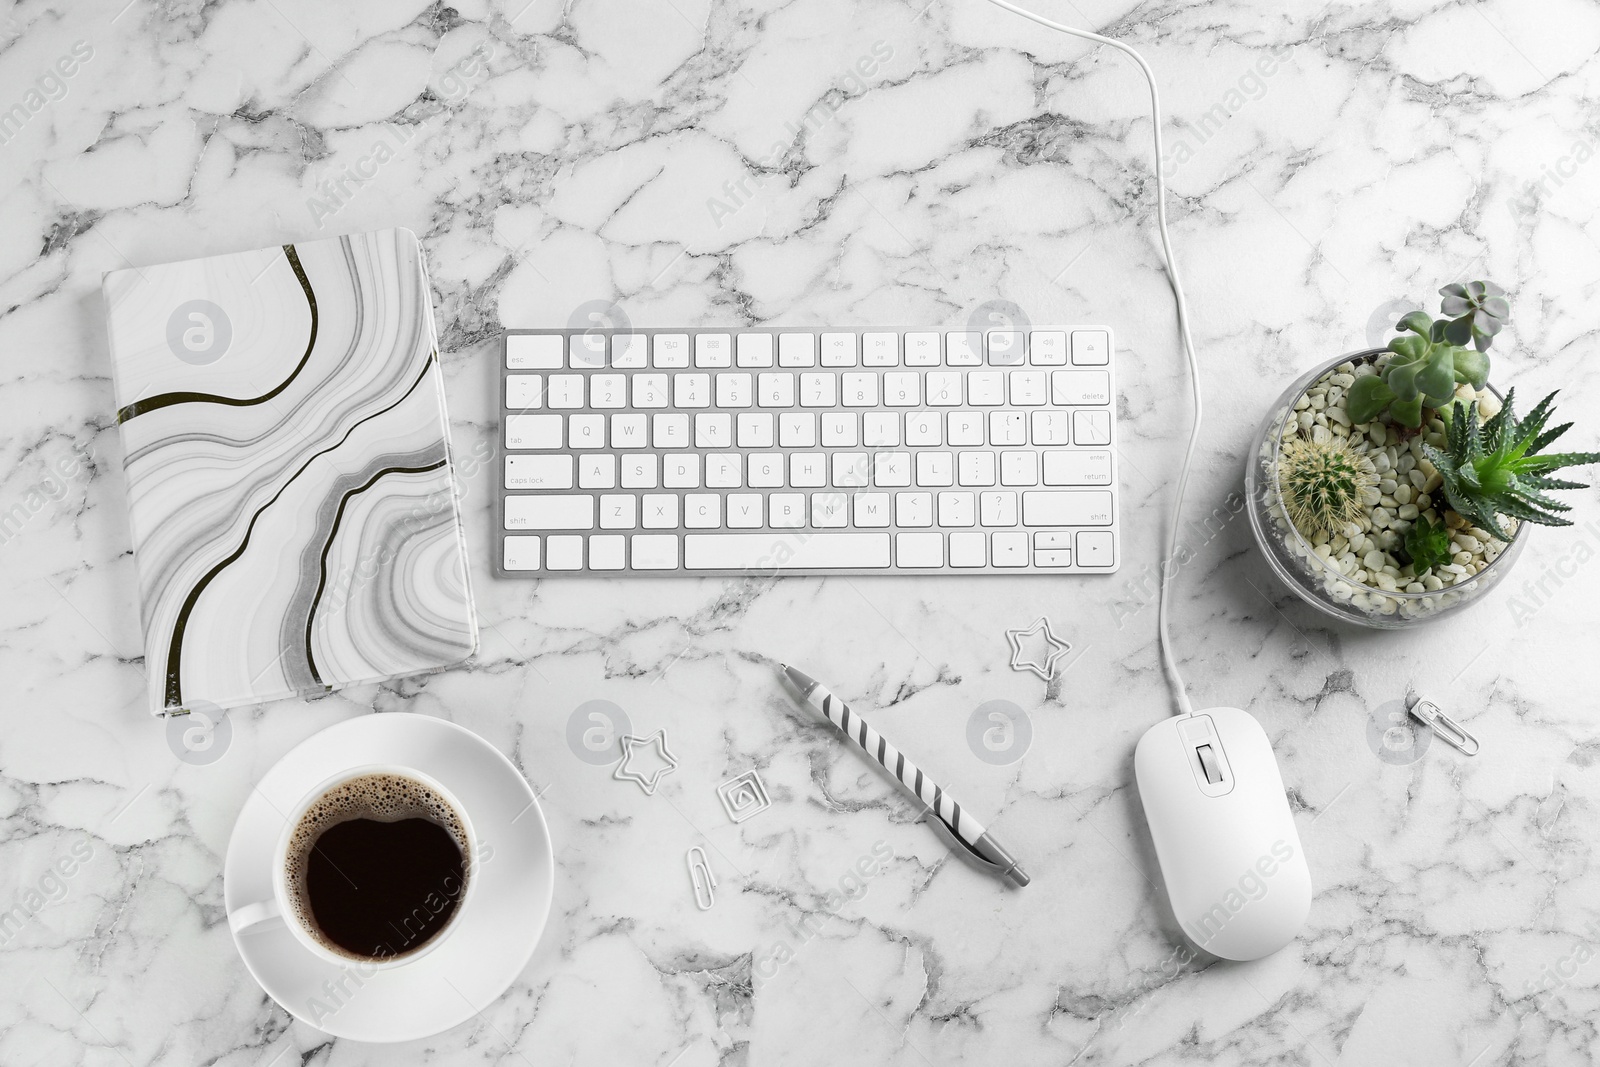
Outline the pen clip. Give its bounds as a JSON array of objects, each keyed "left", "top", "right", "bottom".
[{"left": 914, "top": 802, "right": 1005, "bottom": 874}]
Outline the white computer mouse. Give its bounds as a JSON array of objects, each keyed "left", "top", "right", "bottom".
[{"left": 1134, "top": 707, "right": 1312, "bottom": 961}]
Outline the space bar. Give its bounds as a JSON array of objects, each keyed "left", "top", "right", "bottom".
[{"left": 684, "top": 533, "right": 891, "bottom": 570}]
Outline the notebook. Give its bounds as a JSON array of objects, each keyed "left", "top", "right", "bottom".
[{"left": 102, "top": 228, "right": 478, "bottom": 716}]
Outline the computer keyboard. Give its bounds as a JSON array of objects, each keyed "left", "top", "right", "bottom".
[{"left": 494, "top": 327, "right": 1119, "bottom": 576}]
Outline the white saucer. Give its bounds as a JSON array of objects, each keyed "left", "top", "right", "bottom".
[{"left": 224, "top": 713, "right": 553, "bottom": 1042}]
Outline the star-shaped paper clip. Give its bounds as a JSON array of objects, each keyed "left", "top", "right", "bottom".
[
  {"left": 613, "top": 730, "right": 679, "bottom": 795},
  {"left": 1006, "top": 617, "right": 1071, "bottom": 681}
]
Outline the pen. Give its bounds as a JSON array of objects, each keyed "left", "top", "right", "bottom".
[{"left": 781, "top": 664, "right": 1029, "bottom": 888}]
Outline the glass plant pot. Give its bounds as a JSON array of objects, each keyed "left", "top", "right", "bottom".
[{"left": 1244, "top": 349, "right": 1530, "bottom": 629}]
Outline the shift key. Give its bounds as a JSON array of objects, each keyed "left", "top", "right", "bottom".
[
  {"left": 506, "top": 495, "right": 594, "bottom": 530},
  {"left": 1022, "top": 490, "right": 1113, "bottom": 526}
]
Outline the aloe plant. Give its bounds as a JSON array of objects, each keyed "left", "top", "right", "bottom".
[
  {"left": 1347, "top": 282, "right": 1503, "bottom": 428},
  {"left": 1425, "top": 389, "right": 1600, "bottom": 541}
]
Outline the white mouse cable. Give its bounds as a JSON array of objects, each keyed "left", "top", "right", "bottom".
[{"left": 981, "top": 0, "right": 1202, "bottom": 718}]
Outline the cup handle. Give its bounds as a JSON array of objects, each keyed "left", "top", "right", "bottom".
[{"left": 228, "top": 897, "right": 283, "bottom": 934}]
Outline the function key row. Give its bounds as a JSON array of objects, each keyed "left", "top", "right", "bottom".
[{"left": 505, "top": 329, "right": 1111, "bottom": 370}]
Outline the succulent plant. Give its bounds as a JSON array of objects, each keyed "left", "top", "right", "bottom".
[
  {"left": 1279, "top": 435, "right": 1378, "bottom": 537},
  {"left": 1425, "top": 389, "right": 1600, "bottom": 542},
  {"left": 1347, "top": 282, "right": 1503, "bottom": 428},
  {"left": 1402, "top": 516, "right": 1453, "bottom": 573}
]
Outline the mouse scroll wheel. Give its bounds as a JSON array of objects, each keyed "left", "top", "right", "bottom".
[{"left": 1196, "top": 744, "right": 1224, "bottom": 785}]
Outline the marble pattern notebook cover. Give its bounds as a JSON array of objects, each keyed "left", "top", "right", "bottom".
[{"left": 103, "top": 228, "right": 478, "bottom": 715}]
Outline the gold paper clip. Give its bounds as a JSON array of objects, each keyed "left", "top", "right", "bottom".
[
  {"left": 1408, "top": 698, "right": 1480, "bottom": 756},
  {"left": 687, "top": 846, "right": 717, "bottom": 910}
]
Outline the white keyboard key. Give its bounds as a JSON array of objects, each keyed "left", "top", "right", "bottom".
[
  {"left": 758, "top": 372, "right": 795, "bottom": 407},
  {"left": 590, "top": 374, "right": 627, "bottom": 408},
  {"left": 1077, "top": 529, "right": 1115, "bottom": 566},
  {"left": 696, "top": 333, "right": 732, "bottom": 367},
  {"left": 506, "top": 413, "right": 561, "bottom": 449},
  {"left": 547, "top": 535, "right": 584, "bottom": 570},
  {"left": 612, "top": 413, "right": 647, "bottom": 447},
  {"left": 663, "top": 454, "right": 700, "bottom": 488},
  {"left": 749, "top": 453, "right": 785, "bottom": 487},
  {"left": 916, "top": 451, "right": 954, "bottom": 486},
  {"left": 967, "top": 371, "right": 1004, "bottom": 405},
  {"left": 905, "top": 332, "right": 940, "bottom": 366},
  {"left": 684, "top": 493, "right": 722, "bottom": 528},
  {"left": 642, "top": 494, "right": 679, "bottom": 528},
  {"left": 632, "top": 534, "right": 679, "bottom": 569},
  {"left": 707, "top": 453, "right": 743, "bottom": 488},
  {"left": 980, "top": 491, "right": 1018, "bottom": 526},
  {"left": 674, "top": 373, "right": 711, "bottom": 408},
  {"left": 938, "top": 491, "right": 975, "bottom": 527},
  {"left": 1001, "top": 451, "right": 1038, "bottom": 486},
  {"left": 504, "top": 535, "right": 540, "bottom": 570},
  {"left": 737, "top": 412, "right": 774, "bottom": 448},
  {"left": 1030, "top": 331, "right": 1067, "bottom": 365},
  {"left": 1009, "top": 370, "right": 1048, "bottom": 406},
  {"left": 779, "top": 412, "right": 815, "bottom": 447},
  {"left": 1074, "top": 409, "right": 1112, "bottom": 445},
  {"left": 547, "top": 374, "right": 584, "bottom": 408},
  {"left": 926, "top": 372, "right": 962, "bottom": 406},
  {"left": 821, "top": 412, "right": 857, "bottom": 446},
  {"left": 588, "top": 534, "right": 626, "bottom": 570},
  {"left": 579, "top": 454, "right": 617, "bottom": 489},
  {"left": 1031, "top": 410, "right": 1071, "bottom": 445},
  {"left": 1044, "top": 449, "right": 1114, "bottom": 485},
  {"left": 506, "top": 495, "right": 594, "bottom": 530},
  {"left": 1053, "top": 370, "right": 1112, "bottom": 405},
  {"left": 779, "top": 333, "right": 816, "bottom": 367},
  {"left": 841, "top": 372, "right": 878, "bottom": 407},
  {"left": 507, "top": 334, "right": 563, "bottom": 369},
  {"left": 717, "top": 373, "right": 752, "bottom": 408},
  {"left": 684, "top": 532, "right": 890, "bottom": 570},
  {"left": 812, "top": 492, "right": 849, "bottom": 527},
  {"left": 948, "top": 411, "right": 983, "bottom": 445},
  {"left": 1022, "top": 490, "right": 1114, "bottom": 526},
  {"left": 727, "top": 493, "right": 763, "bottom": 528},
  {"left": 945, "top": 332, "right": 982, "bottom": 365},
  {"left": 895, "top": 492, "right": 933, "bottom": 527},
  {"left": 654, "top": 334, "right": 690, "bottom": 367},
  {"left": 1072, "top": 329, "right": 1110, "bottom": 365},
  {"left": 737, "top": 333, "right": 774, "bottom": 367},
  {"left": 695, "top": 413, "right": 731, "bottom": 448},
  {"left": 770, "top": 493, "right": 806, "bottom": 528},
  {"left": 832, "top": 452, "right": 870, "bottom": 487},
  {"left": 506, "top": 374, "right": 542, "bottom": 410},
  {"left": 864, "top": 333, "right": 899, "bottom": 366},
  {"left": 569, "top": 414, "right": 606, "bottom": 448},
  {"left": 653, "top": 413, "right": 689, "bottom": 448},
  {"left": 612, "top": 334, "right": 647, "bottom": 368},
  {"left": 992, "top": 531, "right": 1028, "bottom": 566},
  {"left": 949, "top": 531, "right": 986, "bottom": 567},
  {"left": 990, "top": 411, "right": 1027, "bottom": 445},
  {"left": 633, "top": 374, "right": 669, "bottom": 408},
  {"left": 883, "top": 372, "right": 921, "bottom": 406},
  {"left": 506, "top": 455, "right": 573, "bottom": 490},
  {"left": 958, "top": 451, "right": 995, "bottom": 486},
  {"left": 874, "top": 452, "right": 911, "bottom": 487},
  {"left": 896, "top": 531, "right": 944, "bottom": 567},
  {"left": 790, "top": 452, "right": 827, "bottom": 487},
  {"left": 800, "top": 372, "right": 837, "bottom": 407},
  {"left": 821, "top": 333, "right": 858, "bottom": 366},
  {"left": 853, "top": 492, "right": 891, "bottom": 527},
  {"left": 863, "top": 412, "right": 899, "bottom": 446},
  {"left": 621, "top": 454, "right": 658, "bottom": 488},
  {"left": 600, "top": 494, "right": 636, "bottom": 529},
  {"left": 987, "top": 332, "right": 1025, "bottom": 365},
  {"left": 570, "top": 333, "right": 607, "bottom": 368},
  {"left": 905, "top": 412, "right": 941, "bottom": 445}
]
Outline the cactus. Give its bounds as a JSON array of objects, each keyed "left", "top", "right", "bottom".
[
  {"left": 1278, "top": 435, "right": 1378, "bottom": 537},
  {"left": 1347, "top": 282, "right": 1502, "bottom": 428}
]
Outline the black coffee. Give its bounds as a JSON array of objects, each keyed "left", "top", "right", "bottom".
[{"left": 285, "top": 773, "right": 470, "bottom": 961}]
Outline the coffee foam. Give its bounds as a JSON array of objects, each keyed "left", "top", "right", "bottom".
[{"left": 284, "top": 772, "right": 469, "bottom": 959}]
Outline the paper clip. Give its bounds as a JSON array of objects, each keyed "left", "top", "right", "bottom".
[
  {"left": 1408, "top": 698, "right": 1480, "bottom": 756},
  {"left": 686, "top": 846, "right": 717, "bottom": 910}
]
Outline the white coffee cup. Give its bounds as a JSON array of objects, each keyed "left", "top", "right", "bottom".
[{"left": 227, "top": 764, "right": 477, "bottom": 970}]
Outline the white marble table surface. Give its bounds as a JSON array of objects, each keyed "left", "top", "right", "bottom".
[{"left": 3, "top": 0, "right": 1599, "bottom": 1063}]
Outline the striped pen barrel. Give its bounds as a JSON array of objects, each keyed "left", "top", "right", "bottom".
[{"left": 781, "top": 664, "right": 1029, "bottom": 888}]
